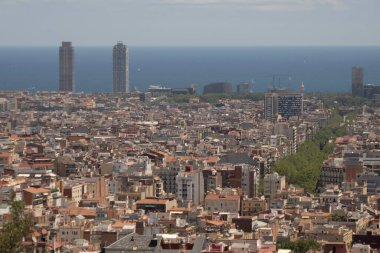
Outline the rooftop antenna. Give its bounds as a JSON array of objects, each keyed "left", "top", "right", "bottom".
[{"left": 299, "top": 82, "right": 305, "bottom": 93}]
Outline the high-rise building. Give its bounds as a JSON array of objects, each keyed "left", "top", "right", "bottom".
[
  {"left": 59, "top": 42, "right": 74, "bottom": 92},
  {"left": 264, "top": 93, "right": 276, "bottom": 120},
  {"left": 175, "top": 166, "right": 204, "bottom": 206},
  {"left": 352, "top": 66, "right": 364, "bottom": 97},
  {"left": 0, "top": 98, "right": 8, "bottom": 112},
  {"left": 113, "top": 42, "right": 129, "bottom": 93},
  {"left": 240, "top": 164, "right": 260, "bottom": 198},
  {"left": 277, "top": 93, "right": 303, "bottom": 118},
  {"left": 264, "top": 90, "right": 303, "bottom": 121}
]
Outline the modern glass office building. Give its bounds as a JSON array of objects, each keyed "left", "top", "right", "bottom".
[
  {"left": 113, "top": 42, "right": 129, "bottom": 93},
  {"left": 59, "top": 41, "right": 74, "bottom": 92}
]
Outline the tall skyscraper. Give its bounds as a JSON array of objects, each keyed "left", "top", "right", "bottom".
[
  {"left": 113, "top": 42, "right": 129, "bottom": 93},
  {"left": 352, "top": 66, "right": 364, "bottom": 97},
  {"left": 59, "top": 42, "right": 74, "bottom": 92}
]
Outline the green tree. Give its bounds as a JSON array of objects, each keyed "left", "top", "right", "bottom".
[
  {"left": 0, "top": 194, "right": 32, "bottom": 253},
  {"left": 272, "top": 111, "right": 347, "bottom": 192}
]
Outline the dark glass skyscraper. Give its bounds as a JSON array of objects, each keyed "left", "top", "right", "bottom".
[
  {"left": 59, "top": 42, "right": 74, "bottom": 92},
  {"left": 352, "top": 66, "right": 364, "bottom": 97},
  {"left": 113, "top": 42, "right": 129, "bottom": 93}
]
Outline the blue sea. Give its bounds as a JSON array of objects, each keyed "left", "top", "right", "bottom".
[{"left": 0, "top": 46, "right": 380, "bottom": 93}]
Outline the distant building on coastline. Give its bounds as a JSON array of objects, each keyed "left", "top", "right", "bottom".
[
  {"left": 237, "top": 82, "right": 251, "bottom": 95},
  {"left": 352, "top": 66, "right": 364, "bottom": 97},
  {"left": 203, "top": 82, "right": 233, "bottom": 94},
  {"left": 59, "top": 42, "right": 74, "bottom": 92},
  {"left": 147, "top": 85, "right": 195, "bottom": 96},
  {"left": 363, "top": 84, "right": 380, "bottom": 99},
  {"left": 113, "top": 42, "right": 129, "bottom": 93},
  {"left": 352, "top": 66, "right": 380, "bottom": 99}
]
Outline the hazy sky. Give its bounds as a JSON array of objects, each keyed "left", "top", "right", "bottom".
[{"left": 0, "top": 0, "right": 379, "bottom": 46}]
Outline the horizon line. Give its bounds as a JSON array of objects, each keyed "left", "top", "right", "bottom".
[{"left": 1, "top": 45, "right": 380, "bottom": 48}]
